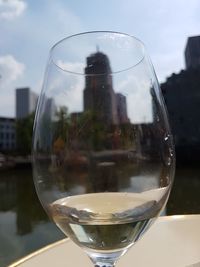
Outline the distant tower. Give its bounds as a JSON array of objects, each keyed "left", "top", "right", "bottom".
[
  {"left": 115, "top": 93, "right": 129, "bottom": 123},
  {"left": 83, "top": 51, "right": 118, "bottom": 125},
  {"left": 185, "top": 36, "right": 200, "bottom": 69},
  {"left": 16, "top": 88, "right": 38, "bottom": 119}
]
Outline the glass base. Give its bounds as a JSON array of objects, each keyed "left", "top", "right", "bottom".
[{"left": 86, "top": 249, "right": 128, "bottom": 267}]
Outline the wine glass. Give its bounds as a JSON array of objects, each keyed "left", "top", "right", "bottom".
[{"left": 32, "top": 31, "right": 175, "bottom": 267}]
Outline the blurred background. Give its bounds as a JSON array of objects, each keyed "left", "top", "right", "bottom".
[{"left": 0, "top": 0, "right": 200, "bottom": 266}]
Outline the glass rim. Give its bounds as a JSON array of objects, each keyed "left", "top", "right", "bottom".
[{"left": 49, "top": 31, "right": 146, "bottom": 76}]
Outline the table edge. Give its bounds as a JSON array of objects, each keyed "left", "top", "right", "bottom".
[
  {"left": 7, "top": 214, "right": 200, "bottom": 266},
  {"left": 7, "top": 238, "right": 68, "bottom": 267}
]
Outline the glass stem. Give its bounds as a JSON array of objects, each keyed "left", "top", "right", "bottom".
[{"left": 87, "top": 251, "right": 124, "bottom": 267}]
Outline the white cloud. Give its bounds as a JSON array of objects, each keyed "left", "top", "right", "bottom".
[
  {"left": 0, "top": 91, "right": 15, "bottom": 117},
  {"left": 0, "top": 2, "right": 84, "bottom": 117},
  {"left": 34, "top": 78, "right": 43, "bottom": 94},
  {"left": 56, "top": 60, "right": 85, "bottom": 74},
  {"left": 51, "top": 2, "right": 82, "bottom": 34},
  {"left": 0, "top": 54, "right": 25, "bottom": 88},
  {"left": 117, "top": 74, "right": 153, "bottom": 124},
  {"left": 0, "top": 0, "right": 26, "bottom": 20},
  {"left": 43, "top": 60, "right": 85, "bottom": 114},
  {"left": 29, "top": 1, "right": 83, "bottom": 46},
  {"left": 152, "top": 52, "right": 182, "bottom": 83}
]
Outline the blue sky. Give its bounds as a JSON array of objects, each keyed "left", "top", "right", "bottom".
[{"left": 0, "top": 0, "right": 200, "bottom": 117}]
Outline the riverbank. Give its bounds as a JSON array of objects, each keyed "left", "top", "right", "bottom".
[
  {"left": 0, "top": 154, "right": 32, "bottom": 170},
  {"left": 1, "top": 153, "right": 200, "bottom": 171}
]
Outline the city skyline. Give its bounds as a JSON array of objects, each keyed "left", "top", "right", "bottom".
[
  {"left": 1, "top": 33, "right": 199, "bottom": 124},
  {"left": 1, "top": 33, "right": 199, "bottom": 122},
  {"left": 0, "top": 0, "right": 200, "bottom": 117}
]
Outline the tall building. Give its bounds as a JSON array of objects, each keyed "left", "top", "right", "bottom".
[
  {"left": 16, "top": 88, "right": 38, "bottom": 119},
  {"left": 185, "top": 36, "right": 200, "bottom": 69},
  {"left": 161, "top": 67, "right": 200, "bottom": 161},
  {"left": 83, "top": 51, "right": 118, "bottom": 125},
  {"left": 116, "top": 93, "right": 129, "bottom": 123},
  {"left": 43, "top": 97, "right": 56, "bottom": 118},
  {"left": 0, "top": 117, "right": 16, "bottom": 151}
]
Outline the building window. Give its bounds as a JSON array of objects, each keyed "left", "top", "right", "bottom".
[{"left": 0, "top": 132, "right": 4, "bottom": 139}]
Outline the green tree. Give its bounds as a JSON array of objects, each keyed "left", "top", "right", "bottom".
[
  {"left": 55, "top": 106, "right": 70, "bottom": 142},
  {"left": 16, "top": 113, "right": 35, "bottom": 155}
]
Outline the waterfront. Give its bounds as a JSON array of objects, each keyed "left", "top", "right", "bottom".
[
  {"left": 0, "top": 169, "right": 64, "bottom": 267},
  {"left": 0, "top": 167, "right": 200, "bottom": 266}
]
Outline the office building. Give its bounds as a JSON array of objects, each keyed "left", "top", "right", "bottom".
[
  {"left": 116, "top": 93, "right": 129, "bottom": 123},
  {"left": 0, "top": 117, "right": 16, "bottom": 151},
  {"left": 161, "top": 67, "right": 200, "bottom": 161},
  {"left": 83, "top": 51, "right": 118, "bottom": 125},
  {"left": 185, "top": 36, "right": 200, "bottom": 69},
  {"left": 16, "top": 87, "right": 38, "bottom": 119}
]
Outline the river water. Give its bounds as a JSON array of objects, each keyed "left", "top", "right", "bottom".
[{"left": 0, "top": 167, "right": 200, "bottom": 266}]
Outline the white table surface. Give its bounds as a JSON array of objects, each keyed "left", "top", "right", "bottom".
[{"left": 8, "top": 215, "right": 200, "bottom": 267}]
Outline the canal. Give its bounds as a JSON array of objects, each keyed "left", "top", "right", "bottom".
[{"left": 0, "top": 167, "right": 200, "bottom": 266}]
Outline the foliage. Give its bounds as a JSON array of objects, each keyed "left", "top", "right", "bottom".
[
  {"left": 54, "top": 106, "right": 70, "bottom": 142},
  {"left": 16, "top": 113, "right": 35, "bottom": 155},
  {"left": 52, "top": 106, "right": 137, "bottom": 156}
]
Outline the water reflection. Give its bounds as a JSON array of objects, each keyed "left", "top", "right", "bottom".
[
  {"left": 1, "top": 167, "right": 200, "bottom": 266},
  {"left": 0, "top": 169, "right": 63, "bottom": 267},
  {"left": 0, "top": 169, "right": 46, "bottom": 235}
]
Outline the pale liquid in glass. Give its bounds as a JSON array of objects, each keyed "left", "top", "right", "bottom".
[{"left": 50, "top": 191, "right": 165, "bottom": 253}]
